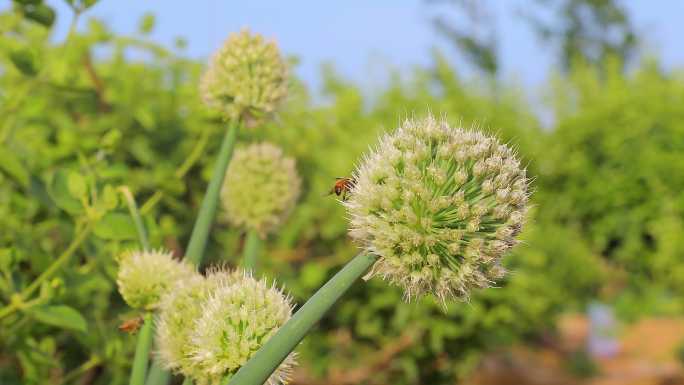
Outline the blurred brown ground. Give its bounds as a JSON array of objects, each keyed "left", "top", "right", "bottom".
[
  {"left": 291, "top": 316, "right": 684, "bottom": 385},
  {"left": 468, "top": 315, "right": 684, "bottom": 385}
]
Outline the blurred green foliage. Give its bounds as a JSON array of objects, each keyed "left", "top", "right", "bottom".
[{"left": 1, "top": 4, "right": 683, "bottom": 385}]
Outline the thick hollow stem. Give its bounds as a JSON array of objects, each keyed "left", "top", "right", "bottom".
[
  {"left": 242, "top": 230, "right": 261, "bottom": 273},
  {"left": 225, "top": 253, "right": 378, "bottom": 385},
  {"left": 129, "top": 313, "right": 154, "bottom": 385},
  {"left": 146, "top": 123, "right": 239, "bottom": 385},
  {"left": 144, "top": 363, "right": 170, "bottom": 385},
  {"left": 122, "top": 193, "right": 153, "bottom": 385},
  {"left": 185, "top": 122, "right": 238, "bottom": 266}
]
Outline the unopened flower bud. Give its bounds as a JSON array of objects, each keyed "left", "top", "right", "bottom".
[{"left": 221, "top": 142, "right": 301, "bottom": 237}]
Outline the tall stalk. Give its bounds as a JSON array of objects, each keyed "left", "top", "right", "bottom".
[
  {"left": 242, "top": 230, "right": 261, "bottom": 273},
  {"left": 122, "top": 187, "right": 154, "bottom": 385},
  {"left": 225, "top": 253, "right": 378, "bottom": 385},
  {"left": 146, "top": 122, "right": 239, "bottom": 385},
  {"left": 185, "top": 122, "right": 238, "bottom": 265},
  {"left": 144, "top": 364, "right": 170, "bottom": 385},
  {"left": 129, "top": 312, "right": 154, "bottom": 385}
]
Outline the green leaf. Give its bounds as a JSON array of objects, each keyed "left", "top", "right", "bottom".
[
  {"left": 48, "top": 170, "right": 84, "bottom": 215},
  {"left": 101, "top": 129, "right": 122, "bottom": 148},
  {"left": 9, "top": 49, "right": 38, "bottom": 76},
  {"left": 67, "top": 172, "right": 87, "bottom": 199},
  {"left": 0, "top": 248, "right": 12, "bottom": 271},
  {"left": 65, "top": 0, "right": 98, "bottom": 10},
  {"left": 134, "top": 108, "right": 155, "bottom": 129},
  {"left": 138, "top": 12, "right": 155, "bottom": 34},
  {"left": 0, "top": 146, "right": 30, "bottom": 188},
  {"left": 29, "top": 305, "right": 87, "bottom": 332},
  {"left": 93, "top": 212, "right": 137, "bottom": 240},
  {"left": 82, "top": 0, "right": 99, "bottom": 9},
  {"left": 101, "top": 185, "right": 119, "bottom": 210},
  {"left": 22, "top": 3, "right": 56, "bottom": 27},
  {"left": 13, "top": 0, "right": 41, "bottom": 6}
]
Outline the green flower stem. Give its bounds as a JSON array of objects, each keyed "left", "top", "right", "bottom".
[
  {"left": 225, "top": 253, "right": 378, "bottom": 385},
  {"left": 0, "top": 221, "right": 94, "bottom": 320},
  {"left": 120, "top": 186, "right": 150, "bottom": 250},
  {"left": 24, "top": 221, "right": 94, "bottom": 299},
  {"left": 185, "top": 122, "right": 239, "bottom": 266},
  {"left": 129, "top": 312, "right": 154, "bottom": 385},
  {"left": 242, "top": 230, "right": 261, "bottom": 272},
  {"left": 146, "top": 122, "right": 239, "bottom": 385},
  {"left": 144, "top": 364, "right": 170, "bottom": 385},
  {"left": 121, "top": 189, "right": 153, "bottom": 385},
  {"left": 176, "top": 128, "right": 212, "bottom": 180},
  {"left": 181, "top": 378, "right": 193, "bottom": 385},
  {"left": 58, "top": 355, "right": 102, "bottom": 385}
]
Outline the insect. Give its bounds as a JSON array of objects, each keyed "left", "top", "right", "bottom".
[
  {"left": 329, "top": 177, "right": 355, "bottom": 201},
  {"left": 118, "top": 316, "right": 144, "bottom": 334}
]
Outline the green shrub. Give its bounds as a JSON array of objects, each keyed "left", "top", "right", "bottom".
[{"left": 540, "top": 59, "right": 684, "bottom": 300}]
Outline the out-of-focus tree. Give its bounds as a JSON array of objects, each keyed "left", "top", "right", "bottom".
[
  {"left": 525, "top": 0, "right": 637, "bottom": 70},
  {"left": 426, "top": 0, "right": 637, "bottom": 73},
  {"left": 426, "top": 0, "right": 499, "bottom": 75}
]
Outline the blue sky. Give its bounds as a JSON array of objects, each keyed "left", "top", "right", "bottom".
[{"left": 21, "top": 1, "right": 684, "bottom": 92}]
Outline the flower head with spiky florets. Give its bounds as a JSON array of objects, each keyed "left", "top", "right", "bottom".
[
  {"left": 344, "top": 114, "right": 529, "bottom": 304},
  {"left": 116, "top": 249, "right": 196, "bottom": 310},
  {"left": 200, "top": 29, "right": 288, "bottom": 126},
  {"left": 155, "top": 275, "right": 211, "bottom": 379},
  {"left": 187, "top": 270, "right": 296, "bottom": 385},
  {"left": 155, "top": 268, "right": 241, "bottom": 379},
  {"left": 220, "top": 142, "right": 301, "bottom": 237}
]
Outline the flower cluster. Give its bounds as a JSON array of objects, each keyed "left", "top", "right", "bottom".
[
  {"left": 200, "top": 29, "right": 288, "bottom": 126},
  {"left": 221, "top": 142, "right": 301, "bottom": 237},
  {"left": 156, "top": 274, "right": 209, "bottom": 379},
  {"left": 189, "top": 274, "right": 295, "bottom": 385},
  {"left": 116, "top": 249, "right": 195, "bottom": 310},
  {"left": 344, "top": 114, "right": 529, "bottom": 304},
  {"left": 155, "top": 268, "right": 295, "bottom": 385}
]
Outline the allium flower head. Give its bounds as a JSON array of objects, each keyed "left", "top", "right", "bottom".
[
  {"left": 221, "top": 142, "right": 301, "bottom": 237},
  {"left": 344, "top": 114, "right": 529, "bottom": 304},
  {"left": 200, "top": 29, "right": 288, "bottom": 126},
  {"left": 156, "top": 275, "right": 211, "bottom": 379},
  {"left": 188, "top": 270, "right": 295, "bottom": 385},
  {"left": 155, "top": 268, "right": 237, "bottom": 378},
  {"left": 116, "top": 249, "right": 196, "bottom": 310}
]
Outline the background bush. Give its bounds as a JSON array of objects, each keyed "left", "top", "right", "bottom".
[{"left": 1, "top": 3, "right": 683, "bottom": 384}]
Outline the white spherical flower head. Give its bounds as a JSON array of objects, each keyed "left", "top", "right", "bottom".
[
  {"left": 155, "top": 269, "right": 260, "bottom": 379},
  {"left": 221, "top": 142, "right": 301, "bottom": 237},
  {"left": 200, "top": 29, "right": 288, "bottom": 126},
  {"left": 344, "top": 115, "right": 529, "bottom": 303},
  {"left": 188, "top": 271, "right": 296, "bottom": 385},
  {"left": 116, "top": 249, "right": 196, "bottom": 310}
]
